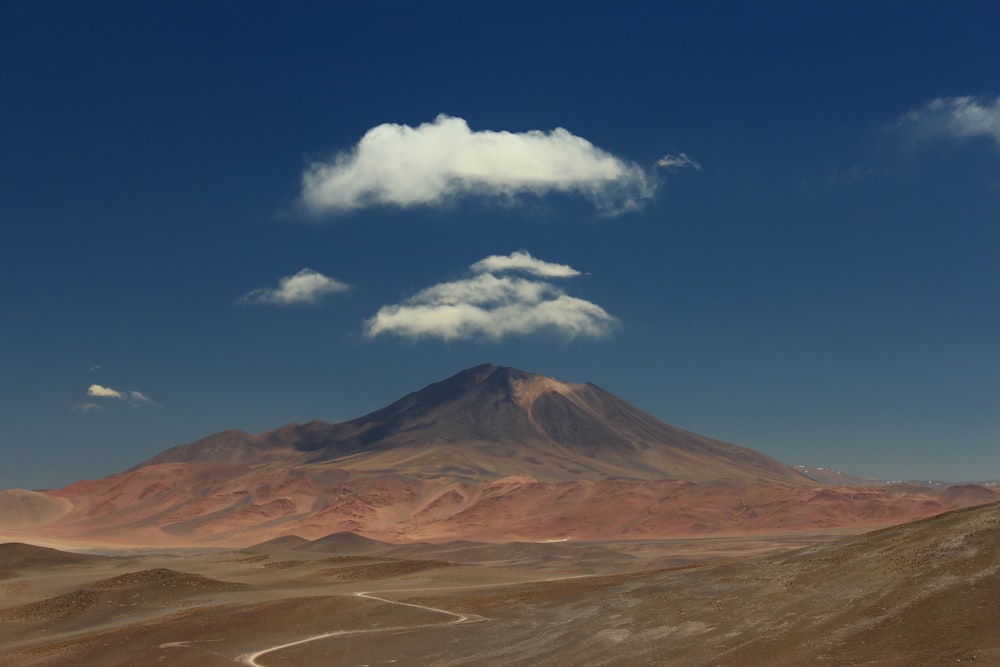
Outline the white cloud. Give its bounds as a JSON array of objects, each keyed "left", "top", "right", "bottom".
[
  {"left": 72, "top": 402, "right": 103, "bottom": 414},
  {"left": 469, "top": 250, "right": 581, "bottom": 278},
  {"left": 87, "top": 384, "right": 122, "bottom": 399},
  {"left": 656, "top": 152, "right": 702, "bottom": 171},
  {"left": 365, "top": 252, "right": 617, "bottom": 341},
  {"left": 300, "top": 114, "right": 655, "bottom": 216},
  {"left": 899, "top": 95, "right": 1000, "bottom": 147},
  {"left": 86, "top": 384, "right": 159, "bottom": 408},
  {"left": 239, "top": 268, "right": 350, "bottom": 306}
]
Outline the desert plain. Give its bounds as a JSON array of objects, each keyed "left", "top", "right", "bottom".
[{"left": 2, "top": 499, "right": 999, "bottom": 666}]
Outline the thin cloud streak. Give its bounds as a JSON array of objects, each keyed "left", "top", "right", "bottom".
[
  {"left": 657, "top": 152, "right": 702, "bottom": 171},
  {"left": 85, "top": 384, "right": 160, "bottom": 408},
  {"left": 365, "top": 251, "right": 617, "bottom": 341},
  {"left": 126, "top": 390, "right": 157, "bottom": 407},
  {"left": 239, "top": 268, "right": 349, "bottom": 306},
  {"left": 300, "top": 114, "right": 655, "bottom": 216},
  {"left": 469, "top": 250, "right": 581, "bottom": 278}
]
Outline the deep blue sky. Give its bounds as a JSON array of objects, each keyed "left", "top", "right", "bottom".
[{"left": 2, "top": 1, "right": 998, "bottom": 490}]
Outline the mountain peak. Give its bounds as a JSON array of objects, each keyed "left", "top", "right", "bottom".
[
  {"left": 443, "top": 364, "right": 583, "bottom": 407},
  {"left": 139, "top": 364, "right": 810, "bottom": 485}
]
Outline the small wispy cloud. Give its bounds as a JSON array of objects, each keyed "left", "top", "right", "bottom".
[
  {"left": 898, "top": 95, "right": 1000, "bottom": 148},
  {"left": 239, "top": 268, "right": 350, "bottom": 306},
  {"left": 469, "top": 250, "right": 581, "bottom": 278},
  {"left": 656, "top": 152, "right": 702, "bottom": 171},
  {"left": 85, "top": 384, "right": 160, "bottom": 408},
  {"left": 126, "top": 390, "right": 157, "bottom": 407},
  {"left": 72, "top": 402, "right": 103, "bottom": 414},
  {"left": 365, "top": 250, "right": 617, "bottom": 341},
  {"left": 299, "top": 114, "right": 655, "bottom": 216}
]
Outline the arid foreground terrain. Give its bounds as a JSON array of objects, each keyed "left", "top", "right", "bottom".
[{"left": 2, "top": 500, "right": 998, "bottom": 666}]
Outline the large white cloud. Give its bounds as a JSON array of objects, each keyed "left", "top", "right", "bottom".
[
  {"left": 300, "top": 114, "right": 655, "bottom": 216},
  {"left": 899, "top": 95, "right": 1000, "bottom": 148},
  {"left": 239, "top": 268, "right": 349, "bottom": 306},
  {"left": 365, "top": 251, "right": 617, "bottom": 341}
]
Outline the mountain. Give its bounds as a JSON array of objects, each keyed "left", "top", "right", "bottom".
[
  {"left": 1, "top": 364, "right": 996, "bottom": 547},
  {"left": 140, "top": 364, "right": 810, "bottom": 485}
]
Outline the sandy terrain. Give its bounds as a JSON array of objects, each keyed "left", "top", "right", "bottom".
[{"left": 1, "top": 500, "right": 997, "bottom": 666}]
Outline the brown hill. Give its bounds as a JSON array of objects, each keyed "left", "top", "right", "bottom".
[
  {"left": 0, "top": 543, "right": 114, "bottom": 570},
  {"left": 0, "top": 490, "right": 72, "bottom": 529},
  {"left": 293, "top": 531, "right": 391, "bottom": 555},
  {"left": 245, "top": 534, "right": 311, "bottom": 552},
  {"left": 0, "top": 566, "right": 249, "bottom": 655}
]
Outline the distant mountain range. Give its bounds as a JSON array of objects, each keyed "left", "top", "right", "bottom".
[
  {"left": 0, "top": 364, "right": 995, "bottom": 547},
  {"left": 792, "top": 465, "right": 1000, "bottom": 489}
]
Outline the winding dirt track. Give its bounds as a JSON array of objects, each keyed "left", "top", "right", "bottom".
[{"left": 236, "top": 590, "right": 487, "bottom": 667}]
